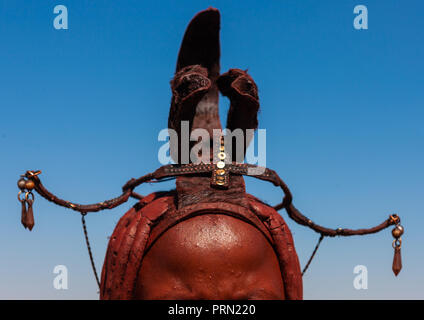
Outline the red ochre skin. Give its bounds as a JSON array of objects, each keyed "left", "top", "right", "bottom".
[
  {"left": 134, "top": 214, "right": 285, "bottom": 300},
  {"left": 100, "top": 191, "right": 302, "bottom": 300}
]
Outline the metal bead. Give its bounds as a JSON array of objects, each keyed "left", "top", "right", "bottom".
[
  {"left": 25, "top": 180, "right": 35, "bottom": 190},
  {"left": 392, "top": 225, "right": 404, "bottom": 238},
  {"left": 217, "top": 161, "right": 225, "bottom": 169},
  {"left": 17, "top": 178, "right": 27, "bottom": 190},
  {"left": 216, "top": 169, "right": 225, "bottom": 176}
]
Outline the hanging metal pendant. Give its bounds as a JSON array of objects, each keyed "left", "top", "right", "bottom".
[
  {"left": 19, "top": 192, "right": 28, "bottom": 229},
  {"left": 25, "top": 194, "right": 35, "bottom": 231},
  {"left": 17, "top": 174, "right": 38, "bottom": 231},
  {"left": 392, "top": 244, "right": 402, "bottom": 276},
  {"left": 391, "top": 222, "right": 404, "bottom": 276}
]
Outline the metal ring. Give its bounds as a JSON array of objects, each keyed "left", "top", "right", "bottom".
[
  {"left": 25, "top": 191, "right": 34, "bottom": 201},
  {"left": 392, "top": 238, "right": 402, "bottom": 249},
  {"left": 17, "top": 191, "right": 26, "bottom": 202},
  {"left": 390, "top": 214, "right": 400, "bottom": 225},
  {"left": 26, "top": 170, "right": 41, "bottom": 177}
]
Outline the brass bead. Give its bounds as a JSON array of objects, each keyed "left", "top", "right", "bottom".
[
  {"left": 216, "top": 181, "right": 225, "bottom": 186},
  {"left": 25, "top": 180, "right": 35, "bottom": 190},
  {"left": 17, "top": 178, "right": 27, "bottom": 190},
  {"left": 216, "top": 169, "right": 225, "bottom": 176},
  {"left": 392, "top": 225, "right": 404, "bottom": 238},
  {"left": 218, "top": 152, "right": 226, "bottom": 160}
]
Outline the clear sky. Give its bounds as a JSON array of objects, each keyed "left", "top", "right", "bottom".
[{"left": 0, "top": 0, "right": 423, "bottom": 299}]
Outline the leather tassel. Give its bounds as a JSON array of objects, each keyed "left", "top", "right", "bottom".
[
  {"left": 26, "top": 199, "right": 35, "bottom": 231},
  {"left": 21, "top": 200, "right": 27, "bottom": 229},
  {"left": 392, "top": 246, "right": 402, "bottom": 276}
]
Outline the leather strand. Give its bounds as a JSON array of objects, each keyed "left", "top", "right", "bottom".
[{"left": 23, "top": 164, "right": 398, "bottom": 239}]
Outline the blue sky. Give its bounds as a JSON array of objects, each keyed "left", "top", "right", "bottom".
[{"left": 0, "top": 0, "right": 423, "bottom": 299}]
